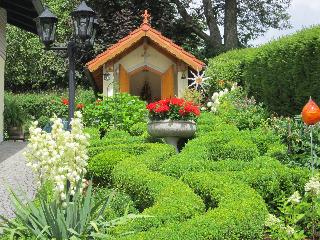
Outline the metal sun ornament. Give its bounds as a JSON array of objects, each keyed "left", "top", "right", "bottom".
[{"left": 188, "top": 69, "right": 210, "bottom": 90}]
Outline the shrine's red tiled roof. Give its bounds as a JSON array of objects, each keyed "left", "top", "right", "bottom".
[{"left": 86, "top": 11, "right": 205, "bottom": 72}]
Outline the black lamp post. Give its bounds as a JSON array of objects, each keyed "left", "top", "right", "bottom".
[{"left": 35, "top": 1, "right": 98, "bottom": 127}]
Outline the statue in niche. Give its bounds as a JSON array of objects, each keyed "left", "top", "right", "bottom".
[{"left": 140, "top": 80, "right": 152, "bottom": 102}]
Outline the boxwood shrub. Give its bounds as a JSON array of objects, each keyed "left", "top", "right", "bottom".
[
  {"left": 112, "top": 159, "right": 205, "bottom": 232},
  {"left": 121, "top": 172, "right": 267, "bottom": 240}
]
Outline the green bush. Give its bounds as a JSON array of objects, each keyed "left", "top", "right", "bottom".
[
  {"left": 207, "top": 26, "right": 320, "bottom": 115},
  {"left": 206, "top": 47, "right": 256, "bottom": 92},
  {"left": 241, "top": 127, "right": 283, "bottom": 155},
  {"left": 129, "top": 122, "right": 147, "bottom": 136},
  {"left": 93, "top": 187, "right": 138, "bottom": 220},
  {"left": 217, "top": 89, "right": 268, "bottom": 130},
  {"left": 83, "top": 93, "right": 148, "bottom": 132},
  {"left": 4, "top": 89, "right": 95, "bottom": 129},
  {"left": 88, "top": 150, "right": 131, "bottom": 185},
  {"left": 210, "top": 138, "right": 260, "bottom": 161},
  {"left": 88, "top": 142, "right": 176, "bottom": 184}
]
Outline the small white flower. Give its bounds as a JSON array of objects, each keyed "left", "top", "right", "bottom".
[
  {"left": 211, "top": 92, "right": 219, "bottom": 101},
  {"left": 305, "top": 177, "right": 320, "bottom": 196},
  {"left": 284, "top": 226, "right": 295, "bottom": 236},
  {"left": 265, "top": 214, "right": 281, "bottom": 227},
  {"left": 60, "top": 193, "right": 66, "bottom": 201},
  {"left": 207, "top": 102, "right": 213, "bottom": 107},
  {"left": 287, "top": 191, "right": 301, "bottom": 204}
]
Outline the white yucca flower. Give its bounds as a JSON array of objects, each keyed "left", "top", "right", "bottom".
[{"left": 24, "top": 111, "right": 90, "bottom": 203}]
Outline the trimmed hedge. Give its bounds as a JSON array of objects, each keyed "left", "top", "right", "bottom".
[
  {"left": 88, "top": 150, "right": 132, "bottom": 184},
  {"left": 85, "top": 111, "right": 309, "bottom": 239},
  {"left": 207, "top": 26, "right": 320, "bottom": 115},
  {"left": 112, "top": 159, "right": 205, "bottom": 231},
  {"left": 121, "top": 172, "right": 267, "bottom": 240},
  {"left": 88, "top": 143, "right": 176, "bottom": 184}
]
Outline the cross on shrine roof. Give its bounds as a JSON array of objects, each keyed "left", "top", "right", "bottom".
[{"left": 142, "top": 10, "right": 151, "bottom": 25}]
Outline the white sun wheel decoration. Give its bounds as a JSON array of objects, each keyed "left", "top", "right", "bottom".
[{"left": 188, "top": 69, "right": 210, "bottom": 90}]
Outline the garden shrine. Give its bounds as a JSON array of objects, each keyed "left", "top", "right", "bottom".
[{"left": 86, "top": 10, "right": 205, "bottom": 102}]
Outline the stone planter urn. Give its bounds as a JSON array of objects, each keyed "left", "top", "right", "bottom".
[{"left": 147, "top": 120, "right": 196, "bottom": 152}]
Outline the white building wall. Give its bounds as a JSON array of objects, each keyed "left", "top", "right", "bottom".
[
  {"left": 105, "top": 44, "right": 178, "bottom": 98},
  {"left": 0, "top": 8, "right": 6, "bottom": 142}
]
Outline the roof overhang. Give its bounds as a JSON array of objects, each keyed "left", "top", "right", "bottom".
[
  {"left": 0, "top": 0, "right": 44, "bottom": 34},
  {"left": 86, "top": 23, "right": 205, "bottom": 73}
]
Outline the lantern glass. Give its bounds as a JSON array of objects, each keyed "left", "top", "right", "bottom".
[
  {"left": 71, "top": 1, "right": 96, "bottom": 42},
  {"left": 36, "top": 8, "right": 58, "bottom": 47},
  {"left": 89, "top": 18, "right": 98, "bottom": 46}
]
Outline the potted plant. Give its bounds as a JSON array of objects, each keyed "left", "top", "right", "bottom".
[
  {"left": 4, "top": 97, "right": 25, "bottom": 140},
  {"left": 146, "top": 98, "right": 200, "bottom": 152}
]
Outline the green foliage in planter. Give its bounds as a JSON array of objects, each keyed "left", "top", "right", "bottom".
[
  {"left": 207, "top": 26, "right": 320, "bottom": 115},
  {"left": 3, "top": 96, "right": 26, "bottom": 128},
  {"left": 83, "top": 93, "right": 147, "bottom": 133}
]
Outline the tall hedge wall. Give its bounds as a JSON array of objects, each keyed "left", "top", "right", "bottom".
[{"left": 207, "top": 26, "right": 320, "bottom": 116}]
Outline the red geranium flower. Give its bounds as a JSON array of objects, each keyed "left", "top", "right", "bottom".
[
  {"left": 147, "top": 102, "right": 157, "bottom": 111},
  {"left": 192, "top": 106, "right": 200, "bottom": 116},
  {"left": 61, "top": 98, "right": 69, "bottom": 105},
  {"left": 155, "top": 105, "right": 170, "bottom": 113},
  {"left": 76, "top": 103, "right": 85, "bottom": 109},
  {"left": 170, "top": 98, "right": 184, "bottom": 106},
  {"left": 159, "top": 99, "right": 170, "bottom": 106}
]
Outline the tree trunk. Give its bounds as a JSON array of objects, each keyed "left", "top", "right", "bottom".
[
  {"left": 172, "top": 0, "right": 223, "bottom": 56},
  {"left": 202, "top": 0, "right": 223, "bottom": 55},
  {"left": 224, "top": 0, "right": 238, "bottom": 50}
]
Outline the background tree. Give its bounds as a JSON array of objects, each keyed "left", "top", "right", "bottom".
[
  {"left": 90, "top": 0, "right": 203, "bottom": 57},
  {"left": 5, "top": 0, "right": 80, "bottom": 92},
  {"left": 5, "top": 0, "right": 202, "bottom": 92},
  {"left": 171, "top": 0, "right": 292, "bottom": 57}
]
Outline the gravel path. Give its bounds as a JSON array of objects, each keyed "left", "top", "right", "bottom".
[{"left": 0, "top": 142, "right": 36, "bottom": 219}]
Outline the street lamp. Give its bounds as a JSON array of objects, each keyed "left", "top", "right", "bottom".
[{"left": 35, "top": 1, "right": 98, "bottom": 127}]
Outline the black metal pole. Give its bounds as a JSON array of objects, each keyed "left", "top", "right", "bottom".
[{"left": 67, "top": 41, "right": 76, "bottom": 128}]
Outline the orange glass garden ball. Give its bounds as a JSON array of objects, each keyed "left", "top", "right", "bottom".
[{"left": 301, "top": 98, "right": 320, "bottom": 125}]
